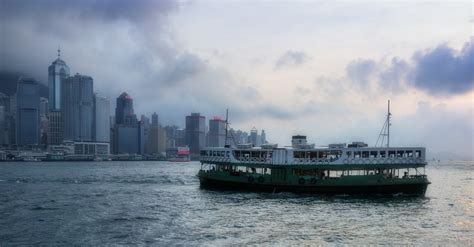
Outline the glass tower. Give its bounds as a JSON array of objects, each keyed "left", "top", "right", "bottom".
[{"left": 48, "top": 48, "right": 70, "bottom": 111}]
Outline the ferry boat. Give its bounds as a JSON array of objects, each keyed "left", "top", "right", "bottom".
[{"left": 197, "top": 103, "right": 430, "bottom": 195}]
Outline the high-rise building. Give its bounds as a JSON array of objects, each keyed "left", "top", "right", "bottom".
[
  {"left": 61, "top": 74, "right": 94, "bottom": 142},
  {"left": 16, "top": 78, "right": 40, "bottom": 146},
  {"left": 152, "top": 112, "right": 158, "bottom": 126},
  {"left": 185, "top": 113, "right": 206, "bottom": 156},
  {"left": 146, "top": 124, "right": 167, "bottom": 155},
  {"left": 249, "top": 127, "right": 259, "bottom": 146},
  {"left": 0, "top": 93, "right": 10, "bottom": 145},
  {"left": 48, "top": 48, "right": 70, "bottom": 111},
  {"left": 112, "top": 93, "right": 144, "bottom": 154},
  {"left": 115, "top": 92, "right": 136, "bottom": 125},
  {"left": 93, "top": 94, "right": 110, "bottom": 143},
  {"left": 261, "top": 130, "right": 267, "bottom": 145},
  {"left": 48, "top": 110, "right": 62, "bottom": 145},
  {"left": 39, "top": 97, "right": 49, "bottom": 118},
  {"left": 208, "top": 117, "right": 226, "bottom": 147}
]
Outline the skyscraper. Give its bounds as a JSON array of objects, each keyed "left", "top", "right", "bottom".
[
  {"left": 48, "top": 48, "right": 70, "bottom": 111},
  {"left": 208, "top": 117, "right": 226, "bottom": 147},
  {"left": 61, "top": 73, "right": 94, "bottom": 141},
  {"left": 249, "top": 127, "right": 259, "bottom": 146},
  {"left": 152, "top": 112, "right": 158, "bottom": 126},
  {"left": 112, "top": 93, "right": 144, "bottom": 154},
  {"left": 261, "top": 130, "right": 267, "bottom": 145},
  {"left": 185, "top": 113, "right": 206, "bottom": 156},
  {"left": 115, "top": 92, "right": 136, "bottom": 125},
  {"left": 93, "top": 94, "right": 110, "bottom": 143},
  {"left": 16, "top": 78, "right": 40, "bottom": 146}
]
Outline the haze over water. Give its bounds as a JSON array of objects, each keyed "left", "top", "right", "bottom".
[{"left": 0, "top": 161, "right": 472, "bottom": 245}]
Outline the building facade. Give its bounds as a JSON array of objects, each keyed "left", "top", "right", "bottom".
[
  {"left": 208, "top": 117, "right": 226, "bottom": 147},
  {"left": 16, "top": 78, "right": 40, "bottom": 146},
  {"left": 112, "top": 93, "right": 144, "bottom": 154},
  {"left": 93, "top": 94, "right": 110, "bottom": 143},
  {"left": 185, "top": 113, "right": 206, "bottom": 155},
  {"left": 48, "top": 50, "right": 70, "bottom": 111}
]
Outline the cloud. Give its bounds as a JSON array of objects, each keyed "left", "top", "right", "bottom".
[
  {"left": 346, "top": 59, "right": 376, "bottom": 88},
  {"left": 344, "top": 41, "right": 473, "bottom": 96},
  {"left": 274, "top": 50, "right": 310, "bottom": 69},
  {"left": 409, "top": 42, "right": 474, "bottom": 95}
]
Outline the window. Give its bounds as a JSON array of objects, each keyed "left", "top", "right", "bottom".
[
  {"left": 354, "top": 151, "right": 361, "bottom": 158},
  {"left": 362, "top": 151, "right": 369, "bottom": 158},
  {"left": 379, "top": 151, "right": 386, "bottom": 158},
  {"left": 415, "top": 150, "right": 421, "bottom": 157},
  {"left": 406, "top": 151, "right": 413, "bottom": 157},
  {"left": 397, "top": 150, "right": 404, "bottom": 157},
  {"left": 389, "top": 151, "right": 395, "bottom": 158},
  {"left": 370, "top": 151, "right": 377, "bottom": 158},
  {"left": 346, "top": 151, "right": 352, "bottom": 158}
]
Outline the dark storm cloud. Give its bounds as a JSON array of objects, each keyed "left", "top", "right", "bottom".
[
  {"left": 344, "top": 41, "right": 473, "bottom": 95},
  {"left": 0, "top": 0, "right": 176, "bottom": 22},
  {"left": 410, "top": 42, "right": 474, "bottom": 95},
  {"left": 275, "top": 50, "right": 309, "bottom": 69}
]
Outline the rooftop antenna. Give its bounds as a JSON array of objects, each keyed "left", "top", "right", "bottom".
[
  {"left": 375, "top": 100, "right": 392, "bottom": 147},
  {"left": 57, "top": 45, "right": 61, "bottom": 59}
]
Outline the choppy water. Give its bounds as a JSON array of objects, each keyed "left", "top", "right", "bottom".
[{"left": 0, "top": 161, "right": 472, "bottom": 245}]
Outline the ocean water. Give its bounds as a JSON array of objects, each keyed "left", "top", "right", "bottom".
[{"left": 0, "top": 161, "right": 472, "bottom": 245}]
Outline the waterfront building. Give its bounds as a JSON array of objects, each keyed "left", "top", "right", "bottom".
[
  {"left": 16, "top": 78, "right": 40, "bottom": 146},
  {"left": 208, "top": 117, "right": 226, "bottom": 147},
  {"left": 61, "top": 74, "right": 94, "bottom": 142},
  {"left": 93, "top": 94, "right": 110, "bottom": 143},
  {"left": 48, "top": 110, "right": 62, "bottom": 145},
  {"left": 146, "top": 125, "right": 167, "bottom": 155},
  {"left": 261, "top": 130, "right": 267, "bottom": 145},
  {"left": 115, "top": 92, "right": 136, "bottom": 125},
  {"left": 48, "top": 48, "right": 70, "bottom": 111},
  {"left": 164, "top": 125, "right": 185, "bottom": 148},
  {"left": 112, "top": 93, "right": 144, "bottom": 154},
  {"left": 185, "top": 113, "right": 206, "bottom": 156}
]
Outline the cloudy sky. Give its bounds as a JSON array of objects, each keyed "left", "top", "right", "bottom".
[{"left": 0, "top": 0, "right": 472, "bottom": 159}]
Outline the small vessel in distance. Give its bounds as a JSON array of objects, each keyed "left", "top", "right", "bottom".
[{"left": 197, "top": 102, "right": 430, "bottom": 195}]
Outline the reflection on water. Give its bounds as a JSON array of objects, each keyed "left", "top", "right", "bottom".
[{"left": 0, "top": 161, "right": 472, "bottom": 245}]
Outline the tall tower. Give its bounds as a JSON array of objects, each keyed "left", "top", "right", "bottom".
[
  {"left": 61, "top": 74, "right": 94, "bottom": 142},
  {"left": 115, "top": 92, "right": 136, "bottom": 125},
  {"left": 185, "top": 113, "right": 206, "bottom": 156},
  {"left": 48, "top": 47, "right": 70, "bottom": 111},
  {"left": 16, "top": 78, "right": 40, "bottom": 146}
]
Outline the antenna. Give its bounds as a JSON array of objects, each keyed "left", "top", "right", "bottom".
[{"left": 57, "top": 45, "right": 61, "bottom": 58}]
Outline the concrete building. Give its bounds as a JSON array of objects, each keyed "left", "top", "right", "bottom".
[
  {"left": 93, "top": 94, "right": 110, "bottom": 143},
  {"left": 48, "top": 48, "right": 70, "bottom": 111},
  {"left": 61, "top": 74, "right": 94, "bottom": 142},
  {"left": 185, "top": 113, "right": 206, "bottom": 156},
  {"left": 16, "top": 78, "right": 40, "bottom": 146},
  {"left": 208, "top": 117, "right": 226, "bottom": 147}
]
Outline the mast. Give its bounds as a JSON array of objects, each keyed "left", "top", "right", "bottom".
[
  {"left": 224, "top": 109, "right": 229, "bottom": 147},
  {"left": 387, "top": 100, "right": 391, "bottom": 148}
]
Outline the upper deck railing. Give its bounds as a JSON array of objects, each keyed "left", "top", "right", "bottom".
[{"left": 200, "top": 146, "right": 426, "bottom": 166}]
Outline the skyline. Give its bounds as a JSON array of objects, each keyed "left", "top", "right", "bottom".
[{"left": 0, "top": 0, "right": 472, "bottom": 159}]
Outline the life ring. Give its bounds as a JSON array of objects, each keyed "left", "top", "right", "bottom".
[
  {"left": 248, "top": 176, "right": 255, "bottom": 183},
  {"left": 257, "top": 176, "right": 264, "bottom": 183},
  {"left": 310, "top": 178, "right": 317, "bottom": 184},
  {"left": 298, "top": 178, "right": 306, "bottom": 185}
]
